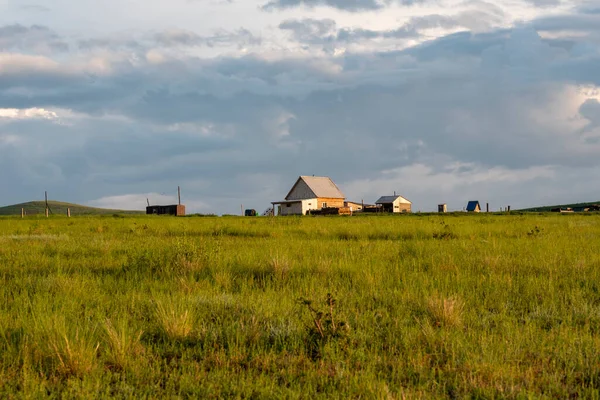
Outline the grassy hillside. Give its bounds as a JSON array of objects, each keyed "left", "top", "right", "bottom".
[
  {"left": 0, "top": 201, "right": 144, "bottom": 216},
  {"left": 520, "top": 200, "right": 600, "bottom": 212},
  {"left": 0, "top": 214, "right": 599, "bottom": 397}
]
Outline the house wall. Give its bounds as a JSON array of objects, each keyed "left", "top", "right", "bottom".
[
  {"left": 278, "top": 199, "right": 320, "bottom": 215},
  {"left": 345, "top": 202, "right": 363, "bottom": 211},
  {"left": 280, "top": 202, "right": 304, "bottom": 216},
  {"left": 316, "top": 197, "right": 345, "bottom": 209},
  {"left": 393, "top": 199, "right": 411, "bottom": 213},
  {"left": 302, "top": 199, "right": 319, "bottom": 215},
  {"left": 391, "top": 199, "right": 412, "bottom": 213},
  {"left": 286, "top": 179, "right": 316, "bottom": 200}
]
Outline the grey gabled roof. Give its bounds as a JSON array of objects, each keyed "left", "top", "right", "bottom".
[
  {"left": 375, "top": 195, "right": 412, "bottom": 204},
  {"left": 285, "top": 176, "right": 345, "bottom": 200}
]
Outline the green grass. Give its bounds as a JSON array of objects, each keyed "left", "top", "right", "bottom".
[
  {"left": 0, "top": 201, "right": 144, "bottom": 216},
  {"left": 0, "top": 213, "right": 599, "bottom": 397}
]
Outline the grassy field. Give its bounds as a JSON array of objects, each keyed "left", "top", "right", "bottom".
[
  {"left": 1, "top": 213, "right": 599, "bottom": 398},
  {"left": 0, "top": 201, "right": 144, "bottom": 216}
]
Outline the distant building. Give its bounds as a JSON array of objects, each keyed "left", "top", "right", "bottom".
[
  {"left": 438, "top": 204, "right": 448, "bottom": 213},
  {"left": 272, "top": 176, "right": 345, "bottom": 216},
  {"left": 375, "top": 195, "right": 412, "bottom": 213},
  {"left": 344, "top": 201, "right": 366, "bottom": 212},
  {"left": 146, "top": 205, "right": 186, "bottom": 216},
  {"left": 466, "top": 201, "right": 481, "bottom": 213}
]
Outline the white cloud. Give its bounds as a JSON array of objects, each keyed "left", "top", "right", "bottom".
[
  {"left": 0, "top": 107, "right": 58, "bottom": 120},
  {"left": 0, "top": 53, "right": 61, "bottom": 74}
]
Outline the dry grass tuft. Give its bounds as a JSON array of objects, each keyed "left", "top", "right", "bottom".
[
  {"left": 103, "top": 319, "right": 144, "bottom": 370},
  {"left": 426, "top": 295, "right": 464, "bottom": 328},
  {"left": 155, "top": 300, "right": 195, "bottom": 340},
  {"left": 49, "top": 329, "right": 100, "bottom": 378},
  {"left": 269, "top": 256, "right": 290, "bottom": 279}
]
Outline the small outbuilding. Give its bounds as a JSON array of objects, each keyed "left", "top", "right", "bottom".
[
  {"left": 438, "top": 204, "right": 448, "bottom": 213},
  {"left": 146, "top": 204, "right": 186, "bottom": 216},
  {"left": 466, "top": 201, "right": 481, "bottom": 213},
  {"left": 344, "top": 201, "right": 366, "bottom": 212},
  {"left": 375, "top": 195, "right": 412, "bottom": 213}
]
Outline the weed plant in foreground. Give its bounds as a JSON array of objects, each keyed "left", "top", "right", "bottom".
[{"left": 0, "top": 213, "right": 599, "bottom": 397}]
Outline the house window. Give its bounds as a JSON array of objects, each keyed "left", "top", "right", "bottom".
[
  {"left": 286, "top": 204, "right": 291, "bottom": 208},
  {"left": 394, "top": 205, "right": 399, "bottom": 209},
  {"left": 322, "top": 202, "right": 327, "bottom": 208}
]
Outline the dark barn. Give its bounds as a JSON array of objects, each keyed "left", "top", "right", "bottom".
[{"left": 146, "top": 205, "right": 186, "bottom": 216}]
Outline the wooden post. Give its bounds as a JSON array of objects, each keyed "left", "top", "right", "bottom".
[
  {"left": 486, "top": 203, "right": 489, "bottom": 213},
  {"left": 67, "top": 208, "right": 71, "bottom": 218},
  {"left": 45, "top": 208, "right": 49, "bottom": 218},
  {"left": 241, "top": 204, "right": 244, "bottom": 216},
  {"left": 21, "top": 208, "right": 24, "bottom": 218}
]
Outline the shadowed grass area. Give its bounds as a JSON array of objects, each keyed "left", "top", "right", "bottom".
[{"left": 0, "top": 214, "right": 599, "bottom": 397}]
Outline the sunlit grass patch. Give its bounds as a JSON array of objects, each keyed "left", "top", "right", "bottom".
[
  {"left": 103, "top": 319, "right": 144, "bottom": 370},
  {"left": 426, "top": 295, "right": 465, "bottom": 328},
  {"left": 154, "top": 298, "right": 196, "bottom": 341}
]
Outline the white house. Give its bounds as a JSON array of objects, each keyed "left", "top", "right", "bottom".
[{"left": 272, "top": 176, "right": 345, "bottom": 216}]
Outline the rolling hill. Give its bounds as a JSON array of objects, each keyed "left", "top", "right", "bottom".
[
  {"left": 0, "top": 201, "right": 144, "bottom": 216},
  {"left": 519, "top": 201, "right": 600, "bottom": 212}
]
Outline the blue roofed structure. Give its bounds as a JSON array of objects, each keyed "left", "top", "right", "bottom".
[{"left": 466, "top": 201, "right": 481, "bottom": 212}]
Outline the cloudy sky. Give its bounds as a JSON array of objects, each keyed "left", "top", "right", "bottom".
[{"left": 0, "top": 0, "right": 599, "bottom": 213}]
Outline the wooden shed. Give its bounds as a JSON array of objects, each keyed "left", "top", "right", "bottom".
[
  {"left": 272, "top": 176, "right": 345, "bottom": 216},
  {"left": 146, "top": 205, "right": 186, "bottom": 216}
]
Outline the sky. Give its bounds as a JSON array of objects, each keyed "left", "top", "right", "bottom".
[{"left": 0, "top": 0, "right": 599, "bottom": 213}]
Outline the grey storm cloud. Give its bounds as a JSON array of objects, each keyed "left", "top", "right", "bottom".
[
  {"left": 0, "top": 24, "right": 69, "bottom": 52},
  {"left": 580, "top": 99, "right": 600, "bottom": 129},
  {"left": 76, "top": 28, "right": 261, "bottom": 51},
  {"left": 533, "top": 13, "right": 600, "bottom": 32},
  {"left": 279, "top": 18, "right": 420, "bottom": 43},
  {"left": 262, "top": 0, "right": 422, "bottom": 12},
  {"left": 279, "top": 8, "right": 505, "bottom": 45},
  {"left": 154, "top": 28, "right": 261, "bottom": 48},
  {"left": 1, "top": 6, "right": 600, "bottom": 212},
  {"left": 19, "top": 4, "right": 51, "bottom": 12}
]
